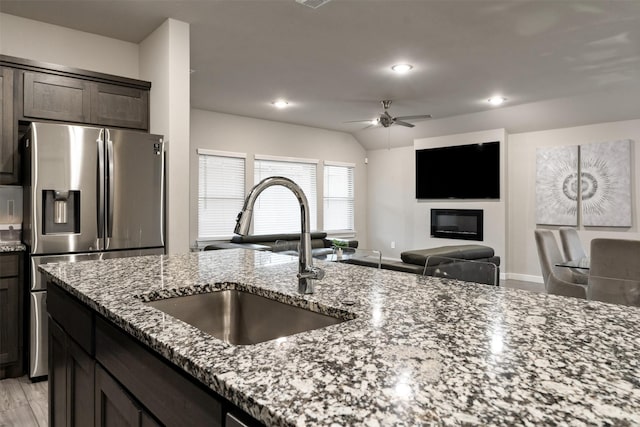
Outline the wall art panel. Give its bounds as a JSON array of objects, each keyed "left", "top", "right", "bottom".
[
  {"left": 535, "top": 145, "right": 579, "bottom": 226},
  {"left": 580, "top": 139, "right": 632, "bottom": 227}
]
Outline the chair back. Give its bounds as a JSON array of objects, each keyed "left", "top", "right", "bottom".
[
  {"left": 423, "top": 255, "right": 498, "bottom": 286},
  {"left": 534, "top": 230, "right": 587, "bottom": 298},
  {"left": 588, "top": 238, "right": 640, "bottom": 306},
  {"left": 559, "top": 227, "right": 586, "bottom": 261}
]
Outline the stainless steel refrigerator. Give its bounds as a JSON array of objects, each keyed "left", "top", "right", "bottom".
[{"left": 23, "top": 122, "right": 165, "bottom": 378}]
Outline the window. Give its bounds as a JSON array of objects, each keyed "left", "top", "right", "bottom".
[
  {"left": 323, "top": 162, "right": 355, "bottom": 232},
  {"left": 253, "top": 156, "right": 318, "bottom": 234},
  {"left": 198, "top": 150, "right": 246, "bottom": 239}
]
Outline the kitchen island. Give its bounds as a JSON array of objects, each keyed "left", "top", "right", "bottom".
[{"left": 40, "top": 249, "right": 640, "bottom": 426}]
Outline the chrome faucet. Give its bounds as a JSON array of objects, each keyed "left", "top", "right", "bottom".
[{"left": 234, "top": 176, "right": 325, "bottom": 294}]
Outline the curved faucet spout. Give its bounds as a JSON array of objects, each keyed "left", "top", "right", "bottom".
[{"left": 234, "top": 176, "right": 323, "bottom": 294}]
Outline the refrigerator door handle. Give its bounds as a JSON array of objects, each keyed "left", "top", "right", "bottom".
[
  {"left": 106, "top": 130, "right": 115, "bottom": 240},
  {"left": 97, "top": 130, "right": 105, "bottom": 242}
]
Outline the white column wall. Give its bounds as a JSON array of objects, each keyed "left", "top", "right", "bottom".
[{"left": 140, "top": 19, "right": 191, "bottom": 254}]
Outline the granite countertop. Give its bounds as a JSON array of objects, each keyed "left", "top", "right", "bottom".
[
  {"left": 40, "top": 249, "right": 640, "bottom": 426},
  {"left": 0, "top": 243, "right": 26, "bottom": 252}
]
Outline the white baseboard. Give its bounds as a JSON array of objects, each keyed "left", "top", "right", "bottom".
[{"left": 506, "top": 272, "right": 544, "bottom": 283}]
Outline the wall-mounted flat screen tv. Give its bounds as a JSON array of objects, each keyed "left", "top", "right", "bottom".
[{"left": 415, "top": 141, "right": 500, "bottom": 199}]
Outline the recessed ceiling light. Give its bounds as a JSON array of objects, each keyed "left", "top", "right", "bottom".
[
  {"left": 488, "top": 96, "right": 507, "bottom": 106},
  {"left": 272, "top": 99, "right": 289, "bottom": 109},
  {"left": 391, "top": 63, "right": 413, "bottom": 73}
]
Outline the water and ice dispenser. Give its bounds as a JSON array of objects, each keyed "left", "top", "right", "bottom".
[{"left": 42, "top": 190, "right": 80, "bottom": 234}]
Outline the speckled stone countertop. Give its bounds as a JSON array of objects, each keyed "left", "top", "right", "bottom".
[
  {"left": 40, "top": 249, "right": 640, "bottom": 426},
  {"left": 0, "top": 243, "right": 25, "bottom": 252}
]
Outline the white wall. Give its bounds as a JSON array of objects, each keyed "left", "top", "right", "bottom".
[
  {"left": 190, "top": 109, "right": 368, "bottom": 248},
  {"left": 140, "top": 19, "right": 191, "bottom": 255},
  {"left": 367, "top": 129, "right": 507, "bottom": 263},
  {"left": 508, "top": 119, "right": 640, "bottom": 282},
  {"left": 0, "top": 13, "right": 139, "bottom": 79}
]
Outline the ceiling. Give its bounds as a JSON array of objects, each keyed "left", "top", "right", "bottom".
[{"left": 2, "top": 0, "right": 640, "bottom": 150}]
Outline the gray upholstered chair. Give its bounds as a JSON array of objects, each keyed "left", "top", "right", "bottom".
[
  {"left": 588, "top": 238, "right": 640, "bottom": 307},
  {"left": 423, "top": 255, "right": 499, "bottom": 286},
  {"left": 559, "top": 227, "right": 586, "bottom": 260},
  {"left": 534, "top": 230, "right": 587, "bottom": 299},
  {"left": 558, "top": 227, "right": 588, "bottom": 285}
]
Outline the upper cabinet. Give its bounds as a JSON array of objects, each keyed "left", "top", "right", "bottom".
[
  {"left": 0, "top": 67, "right": 17, "bottom": 184},
  {"left": 22, "top": 71, "right": 149, "bottom": 130},
  {"left": 90, "top": 83, "right": 149, "bottom": 130},
  {"left": 23, "top": 72, "right": 92, "bottom": 123},
  {"left": 0, "top": 55, "right": 152, "bottom": 185}
]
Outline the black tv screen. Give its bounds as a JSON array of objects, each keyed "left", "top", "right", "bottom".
[{"left": 415, "top": 141, "right": 500, "bottom": 199}]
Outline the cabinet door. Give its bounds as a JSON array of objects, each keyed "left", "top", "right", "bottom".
[
  {"left": 95, "top": 364, "right": 156, "bottom": 427},
  {"left": 0, "top": 277, "right": 19, "bottom": 365},
  {"left": 91, "top": 83, "right": 149, "bottom": 130},
  {"left": 49, "top": 318, "right": 67, "bottom": 427},
  {"left": 48, "top": 316, "right": 95, "bottom": 427},
  {"left": 0, "top": 67, "right": 17, "bottom": 184},
  {"left": 23, "top": 72, "right": 91, "bottom": 123},
  {"left": 68, "top": 338, "right": 95, "bottom": 426}
]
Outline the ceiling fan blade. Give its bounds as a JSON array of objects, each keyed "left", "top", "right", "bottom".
[
  {"left": 343, "top": 119, "right": 375, "bottom": 124},
  {"left": 393, "top": 120, "right": 415, "bottom": 128},
  {"left": 393, "top": 114, "right": 432, "bottom": 121}
]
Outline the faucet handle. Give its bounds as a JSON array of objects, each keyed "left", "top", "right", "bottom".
[{"left": 297, "top": 266, "right": 325, "bottom": 281}]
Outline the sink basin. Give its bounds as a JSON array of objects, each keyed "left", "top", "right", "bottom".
[{"left": 145, "top": 290, "right": 347, "bottom": 345}]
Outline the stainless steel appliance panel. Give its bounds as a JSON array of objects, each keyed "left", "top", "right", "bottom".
[
  {"left": 29, "top": 291, "right": 47, "bottom": 378},
  {"left": 28, "top": 247, "right": 165, "bottom": 379},
  {"left": 106, "top": 129, "right": 164, "bottom": 250},
  {"left": 27, "top": 123, "right": 104, "bottom": 254}
]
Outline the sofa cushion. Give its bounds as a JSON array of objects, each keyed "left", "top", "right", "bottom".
[
  {"left": 231, "top": 232, "right": 328, "bottom": 244},
  {"left": 401, "top": 245, "right": 495, "bottom": 266}
]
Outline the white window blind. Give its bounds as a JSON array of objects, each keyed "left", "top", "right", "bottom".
[
  {"left": 324, "top": 163, "right": 354, "bottom": 232},
  {"left": 253, "top": 158, "right": 317, "bottom": 234},
  {"left": 198, "top": 152, "right": 246, "bottom": 239}
]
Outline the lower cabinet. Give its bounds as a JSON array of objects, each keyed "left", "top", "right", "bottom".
[
  {"left": 47, "top": 282, "right": 262, "bottom": 427},
  {"left": 49, "top": 318, "right": 95, "bottom": 426},
  {"left": 0, "top": 252, "right": 23, "bottom": 379}
]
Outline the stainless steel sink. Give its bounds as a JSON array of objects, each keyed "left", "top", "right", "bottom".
[{"left": 145, "top": 290, "right": 347, "bottom": 345}]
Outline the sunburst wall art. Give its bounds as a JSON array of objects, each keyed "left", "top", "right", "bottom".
[
  {"left": 536, "top": 145, "right": 579, "bottom": 226},
  {"left": 580, "top": 139, "right": 631, "bottom": 227}
]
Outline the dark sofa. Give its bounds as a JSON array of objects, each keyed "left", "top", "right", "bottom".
[
  {"left": 205, "top": 232, "right": 357, "bottom": 257},
  {"left": 346, "top": 244, "right": 500, "bottom": 285}
]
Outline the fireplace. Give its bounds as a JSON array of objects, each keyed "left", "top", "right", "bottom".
[{"left": 430, "top": 209, "right": 483, "bottom": 241}]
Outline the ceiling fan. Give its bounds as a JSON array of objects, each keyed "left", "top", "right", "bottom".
[{"left": 346, "top": 100, "right": 432, "bottom": 128}]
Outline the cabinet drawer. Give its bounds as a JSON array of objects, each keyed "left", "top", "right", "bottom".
[
  {"left": 0, "top": 254, "right": 19, "bottom": 277},
  {"left": 23, "top": 72, "right": 91, "bottom": 123}
]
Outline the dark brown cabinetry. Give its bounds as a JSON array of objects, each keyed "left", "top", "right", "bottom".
[
  {"left": 0, "top": 67, "right": 17, "bottom": 184},
  {"left": 0, "top": 54, "right": 152, "bottom": 185},
  {"left": 23, "top": 72, "right": 92, "bottom": 123},
  {"left": 0, "top": 252, "right": 23, "bottom": 378},
  {"left": 23, "top": 72, "right": 149, "bottom": 130},
  {"left": 91, "top": 83, "right": 149, "bottom": 130},
  {"left": 48, "top": 282, "right": 261, "bottom": 427}
]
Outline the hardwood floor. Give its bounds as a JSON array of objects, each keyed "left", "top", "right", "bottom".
[{"left": 0, "top": 376, "right": 47, "bottom": 427}]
